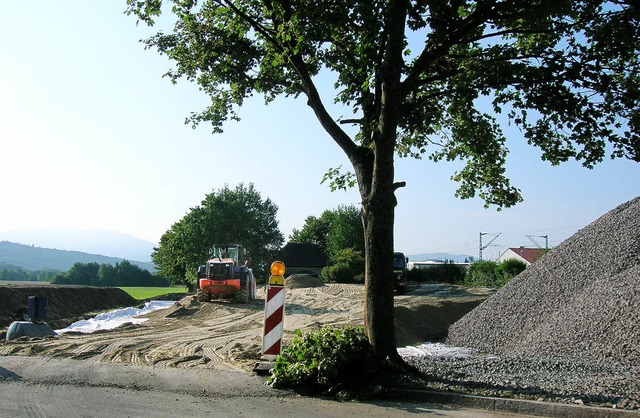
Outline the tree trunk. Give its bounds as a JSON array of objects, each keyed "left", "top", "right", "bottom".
[
  {"left": 353, "top": 129, "right": 401, "bottom": 361},
  {"left": 350, "top": 0, "right": 407, "bottom": 362},
  {"left": 361, "top": 186, "right": 399, "bottom": 361}
]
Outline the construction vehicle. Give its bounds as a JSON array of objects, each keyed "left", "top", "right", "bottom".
[
  {"left": 393, "top": 251, "right": 408, "bottom": 294},
  {"left": 282, "top": 243, "right": 327, "bottom": 277},
  {"left": 196, "top": 244, "right": 256, "bottom": 303}
]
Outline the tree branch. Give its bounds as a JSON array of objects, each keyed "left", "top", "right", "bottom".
[
  {"left": 459, "top": 28, "right": 555, "bottom": 44},
  {"left": 340, "top": 118, "right": 364, "bottom": 125},
  {"left": 220, "top": 0, "right": 282, "bottom": 51},
  {"left": 261, "top": 0, "right": 360, "bottom": 158},
  {"left": 400, "top": 1, "right": 503, "bottom": 98},
  {"left": 393, "top": 181, "right": 406, "bottom": 190}
]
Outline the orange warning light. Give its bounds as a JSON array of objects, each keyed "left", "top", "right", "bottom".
[{"left": 270, "top": 261, "right": 286, "bottom": 276}]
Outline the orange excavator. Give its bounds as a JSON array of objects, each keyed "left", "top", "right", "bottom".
[{"left": 196, "top": 244, "right": 256, "bottom": 303}]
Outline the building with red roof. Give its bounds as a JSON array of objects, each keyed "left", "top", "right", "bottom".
[{"left": 497, "top": 247, "right": 546, "bottom": 266}]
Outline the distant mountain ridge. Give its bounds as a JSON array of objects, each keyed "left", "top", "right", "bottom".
[
  {"left": 407, "top": 252, "right": 474, "bottom": 263},
  {"left": 0, "top": 241, "right": 156, "bottom": 272},
  {"left": 0, "top": 229, "right": 155, "bottom": 262}
]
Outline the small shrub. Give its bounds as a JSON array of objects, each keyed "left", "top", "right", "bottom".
[
  {"left": 464, "top": 260, "right": 502, "bottom": 287},
  {"left": 331, "top": 248, "right": 365, "bottom": 274},
  {"left": 497, "top": 258, "right": 527, "bottom": 280},
  {"left": 320, "top": 263, "right": 356, "bottom": 283},
  {"left": 268, "top": 325, "right": 382, "bottom": 396},
  {"left": 464, "top": 259, "right": 528, "bottom": 288}
]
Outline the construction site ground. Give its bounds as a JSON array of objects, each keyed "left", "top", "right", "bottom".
[
  {"left": 3, "top": 279, "right": 637, "bottom": 417},
  {"left": 0, "top": 279, "right": 491, "bottom": 371}
]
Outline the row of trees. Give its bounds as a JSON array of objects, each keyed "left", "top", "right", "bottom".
[
  {"left": 0, "top": 267, "right": 49, "bottom": 282},
  {"left": 148, "top": 183, "right": 539, "bottom": 291},
  {"left": 150, "top": 183, "right": 368, "bottom": 289},
  {"left": 50, "top": 260, "right": 169, "bottom": 287}
]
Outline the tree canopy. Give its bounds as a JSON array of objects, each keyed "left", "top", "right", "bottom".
[
  {"left": 289, "top": 204, "right": 364, "bottom": 261},
  {"left": 151, "top": 183, "right": 284, "bottom": 285},
  {"left": 127, "top": 0, "right": 639, "bottom": 360}
]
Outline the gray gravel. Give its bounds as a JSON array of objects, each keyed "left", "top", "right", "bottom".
[
  {"left": 406, "top": 197, "right": 640, "bottom": 410},
  {"left": 403, "top": 353, "right": 640, "bottom": 410}
]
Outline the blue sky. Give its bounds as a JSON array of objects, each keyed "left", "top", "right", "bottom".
[{"left": 1, "top": 3, "right": 638, "bottom": 260}]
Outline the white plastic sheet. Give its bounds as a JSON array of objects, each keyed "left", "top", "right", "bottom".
[
  {"left": 55, "top": 300, "right": 175, "bottom": 334},
  {"left": 398, "top": 342, "right": 497, "bottom": 359}
]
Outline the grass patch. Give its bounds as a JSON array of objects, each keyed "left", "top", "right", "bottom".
[{"left": 119, "top": 286, "right": 188, "bottom": 300}]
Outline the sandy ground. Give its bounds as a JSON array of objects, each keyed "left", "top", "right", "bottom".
[
  {"left": 1, "top": 281, "right": 549, "bottom": 417},
  {"left": 0, "top": 279, "right": 491, "bottom": 373}
]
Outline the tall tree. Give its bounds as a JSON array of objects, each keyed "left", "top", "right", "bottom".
[
  {"left": 290, "top": 204, "right": 364, "bottom": 261},
  {"left": 152, "top": 183, "right": 284, "bottom": 285},
  {"left": 325, "top": 205, "right": 365, "bottom": 260},
  {"left": 127, "top": 1, "right": 639, "bottom": 360},
  {"left": 289, "top": 215, "right": 331, "bottom": 252}
]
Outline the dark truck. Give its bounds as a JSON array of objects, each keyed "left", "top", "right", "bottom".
[
  {"left": 282, "top": 243, "right": 328, "bottom": 277},
  {"left": 393, "top": 251, "right": 408, "bottom": 294}
]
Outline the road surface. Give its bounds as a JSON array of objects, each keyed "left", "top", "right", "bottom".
[{"left": 0, "top": 356, "right": 537, "bottom": 418}]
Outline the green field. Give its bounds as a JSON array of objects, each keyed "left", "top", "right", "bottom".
[{"left": 119, "top": 286, "right": 189, "bottom": 300}]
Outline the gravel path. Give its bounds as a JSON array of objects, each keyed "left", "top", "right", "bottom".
[
  {"left": 420, "top": 197, "right": 640, "bottom": 411},
  {"left": 403, "top": 353, "right": 640, "bottom": 410}
]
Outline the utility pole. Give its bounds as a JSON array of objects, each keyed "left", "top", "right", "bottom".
[
  {"left": 479, "top": 232, "right": 502, "bottom": 261},
  {"left": 526, "top": 235, "right": 549, "bottom": 250}
]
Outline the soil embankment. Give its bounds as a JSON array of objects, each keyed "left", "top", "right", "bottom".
[{"left": 0, "top": 282, "right": 138, "bottom": 330}]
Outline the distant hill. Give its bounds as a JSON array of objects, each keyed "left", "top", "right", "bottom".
[
  {"left": 0, "top": 229, "right": 155, "bottom": 262},
  {"left": 0, "top": 241, "right": 156, "bottom": 272},
  {"left": 407, "top": 252, "right": 474, "bottom": 263}
]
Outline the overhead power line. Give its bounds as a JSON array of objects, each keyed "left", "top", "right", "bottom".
[
  {"left": 526, "top": 234, "right": 549, "bottom": 250},
  {"left": 479, "top": 232, "right": 501, "bottom": 261}
]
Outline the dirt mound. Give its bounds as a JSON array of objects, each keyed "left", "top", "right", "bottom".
[
  {"left": 0, "top": 283, "right": 139, "bottom": 329},
  {"left": 285, "top": 274, "right": 324, "bottom": 289},
  {"left": 447, "top": 197, "right": 640, "bottom": 366}
]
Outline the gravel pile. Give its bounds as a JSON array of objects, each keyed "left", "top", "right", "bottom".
[
  {"left": 446, "top": 196, "right": 640, "bottom": 366},
  {"left": 403, "top": 197, "right": 640, "bottom": 410}
]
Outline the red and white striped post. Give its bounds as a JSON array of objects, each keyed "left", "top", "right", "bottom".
[{"left": 261, "top": 261, "right": 286, "bottom": 362}]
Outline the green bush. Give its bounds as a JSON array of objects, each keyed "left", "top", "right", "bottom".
[
  {"left": 464, "top": 260, "right": 503, "bottom": 287},
  {"left": 268, "top": 326, "right": 382, "bottom": 396},
  {"left": 320, "top": 248, "right": 365, "bottom": 284},
  {"left": 320, "top": 263, "right": 356, "bottom": 283},
  {"left": 463, "top": 259, "right": 528, "bottom": 288},
  {"left": 496, "top": 258, "right": 527, "bottom": 279}
]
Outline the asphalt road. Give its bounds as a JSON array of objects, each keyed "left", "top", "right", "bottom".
[{"left": 0, "top": 356, "right": 535, "bottom": 418}]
